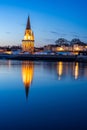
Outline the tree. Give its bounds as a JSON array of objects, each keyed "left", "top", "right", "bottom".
[
  {"left": 55, "top": 38, "right": 70, "bottom": 46},
  {"left": 70, "top": 38, "right": 86, "bottom": 46},
  {"left": 71, "top": 38, "right": 81, "bottom": 45}
]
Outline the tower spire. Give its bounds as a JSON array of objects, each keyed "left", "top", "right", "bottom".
[
  {"left": 26, "top": 16, "right": 31, "bottom": 30},
  {"left": 22, "top": 16, "right": 34, "bottom": 53}
]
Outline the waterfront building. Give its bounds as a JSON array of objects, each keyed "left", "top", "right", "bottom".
[{"left": 22, "top": 16, "right": 34, "bottom": 53}]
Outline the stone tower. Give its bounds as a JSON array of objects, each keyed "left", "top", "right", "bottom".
[{"left": 22, "top": 16, "right": 34, "bottom": 53}]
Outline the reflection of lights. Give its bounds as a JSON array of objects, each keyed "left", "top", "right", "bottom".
[
  {"left": 8, "top": 60, "right": 11, "bottom": 68},
  {"left": 22, "top": 61, "right": 34, "bottom": 99},
  {"left": 4, "top": 51, "right": 12, "bottom": 54},
  {"left": 73, "top": 52, "right": 79, "bottom": 55},
  {"left": 22, "top": 62, "right": 34, "bottom": 87},
  {"left": 74, "top": 62, "right": 79, "bottom": 80},
  {"left": 57, "top": 62, "right": 63, "bottom": 80},
  {"left": 59, "top": 62, "right": 63, "bottom": 76}
]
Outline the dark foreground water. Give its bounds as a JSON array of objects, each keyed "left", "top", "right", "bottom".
[{"left": 0, "top": 60, "right": 87, "bottom": 130}]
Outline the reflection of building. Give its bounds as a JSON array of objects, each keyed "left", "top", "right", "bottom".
[
  {"left": 22, "top": 16, "right": 34, "bottom": 53},
  {"left": 73, "top": 62, "right": 79, "bottom": 79},
  {"left": 57, "top": 62, "right": 63, "bottom": 80},
  {"left": 22, "top": 61, "right": 34, "bottom": 99},
  {"left": 56, "top": 62, "right": 80, "bottom": 80}
]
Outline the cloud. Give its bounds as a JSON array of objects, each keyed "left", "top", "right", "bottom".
[
  {"left": 5, "top": 32, "right": 11, "bottom": 34},
  {"left": 70, "top": 31, "right": 78, "bottom": 35},
  {"left": 71, "top": 33, "right": 87, "bottom": 39},
  {"left": 51, "top": 31, "right": 59, "bottom": 35},
  {"left": 50, "top": 31, "right": 67, "bottom": 37},
  {"left": 70, "top": 32, "right": 82, "bottom": 38},
  {"left": 60, "top": 33, "right": 67, "bottom": 37},
  {"left": 43, "top": 38, "right": 55, "bottom": 43},
  {"left": 82, "top": 36, "right": 87, "bottom": 39},
  {"left": 72, "top": 34, "right": 79, "bottom": 38}
]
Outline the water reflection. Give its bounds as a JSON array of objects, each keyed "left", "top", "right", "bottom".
[
  {"left": 73, "top": 62, "right": 79, "bottom": 80},
  {"left": 57, "top": 62, "right": 63, "bottom": 80},
  {"left": 21, "top": 61, "right": 34, "bottom": 99},
  {"left": 1, "top": 60, "right": 87, "bottom": 90},
  {"left": 56, "top": 62, "right": 87, "bottom": 80},
  {"left": 1, "top": 60, "right": 87, "bottom": 129}
]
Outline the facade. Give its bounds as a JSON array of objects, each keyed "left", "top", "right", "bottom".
[
  {"left": 43, "top": 44, "right": 87, "bottom": 55},
  {"left": 22, "top": 16, "right": 34, "bottom": 53}
]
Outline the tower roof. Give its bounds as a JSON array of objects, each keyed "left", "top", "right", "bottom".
[{"left": 26, "top": 16, "right": 31, "bottom": 30}]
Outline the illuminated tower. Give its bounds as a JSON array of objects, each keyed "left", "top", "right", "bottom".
[
  {"left": 22, "top": 16, "right": 34, "bottom": 53},
  {"left": 22, "top": 61, "right": 34, "bottom": 99}
]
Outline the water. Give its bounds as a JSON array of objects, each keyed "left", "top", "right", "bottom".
[{"left": 0, "top": 60, "right": 87, "bottom": 130}]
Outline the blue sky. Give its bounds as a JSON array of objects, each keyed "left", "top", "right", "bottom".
[{"left": 0, "top": 0, "right": 87, "bottom": 47}]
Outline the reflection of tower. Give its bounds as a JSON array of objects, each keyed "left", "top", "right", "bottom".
[
  {"left": 22, "top": 61, "right": 34, "bottom": 99},
  {"left": 22, "top": 16, "right": 34, "bottom": 53},
  {"left": 57, "top": 62, "right": 63, "bottom": 80}
]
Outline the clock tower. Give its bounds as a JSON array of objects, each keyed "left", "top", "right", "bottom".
[{"left": 22, "top": 16, "right": 34, "bottom": 53}]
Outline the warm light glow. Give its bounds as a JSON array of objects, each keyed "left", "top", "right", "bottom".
[
  {"left": 28, "top": 36, "right": 30, "bottom": 40},
  {"left": 75, "top": 47, "right": 80, "bottom": 51},
  {"left": 73, "top": 52, "right": 79, "bottom": 55},
  {"left": 57, "top": 62, "right": 63, "bottom": 80},
  {"left": 59, "top": 47, "right": 64, "bottom": 51},
  {"left": 74, "top": 62, "right": 79, "bottom": 79},
  {"left": 4, "top": 51, "right": 12, "bottom": 54},
  {"left": 22, "top": 17, "right": 34, "bottom": 53},
  {"left": 24, "top": 35, "right": 26, "bottom": 40},
  {"left": 22, "top": 61, "right": 34, "bottom": 88}
]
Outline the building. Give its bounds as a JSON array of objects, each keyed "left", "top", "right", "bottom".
[{"left": 22, "top": 16, "right": 34, "bottom": 53}]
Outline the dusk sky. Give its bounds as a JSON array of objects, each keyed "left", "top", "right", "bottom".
[{"left": 0, "top": 0, "right": 87, "bottom": 47}]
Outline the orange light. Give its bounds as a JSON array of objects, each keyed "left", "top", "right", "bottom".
[
  {"left": 59, "top": 47, "right": 64, "bottom": 51},
  {"left": 4, "top": 51, "right": 12, "bottom": 54},
  {"left": 75, "top": 62, "right": 79, "bottom": 79},
  {"left": 22, "top": 61, "right": 34, "bottom": 88},
  {"left": 57, "top": 62, "right": 63, "bottom": 80}
]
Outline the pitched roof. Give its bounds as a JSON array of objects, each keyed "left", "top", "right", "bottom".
[{"left": 26, "top": 16, "right": 31, "bottom": 30}]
